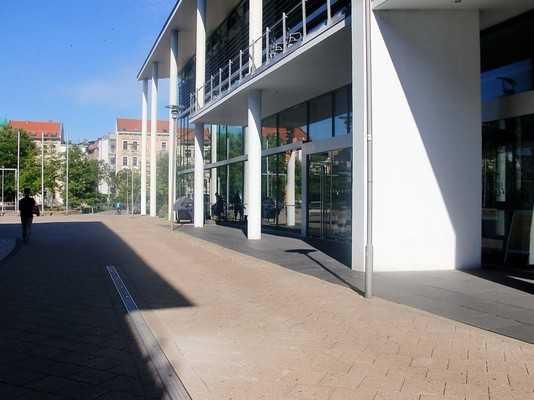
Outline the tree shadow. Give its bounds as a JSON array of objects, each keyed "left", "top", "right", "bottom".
[{"left": 0, "top": 220, "right": 193, "bottom": 399}]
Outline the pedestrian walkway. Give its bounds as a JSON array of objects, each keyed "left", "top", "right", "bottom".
[
  {"left": 0, "top": 238, "right": 16, "bottom": 263},
  {"left": 0, "top": 217, "right": 178, "bottom": 399},
  {"left": 2, "top": 215, "right": 534, "bottom": 400}
]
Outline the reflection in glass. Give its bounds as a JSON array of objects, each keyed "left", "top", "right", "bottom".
[
  {"left": 279, "top": 103, "right": 307, "bottom": 145},
  {"left": 334, "top": 86, "right": 349, "bottom": 136},
  {"left": 217, "top": 125, "right": 227, "bottom": 162},
  {"left": 307, "top": 148, "right": 352, "bottom": 241},
  {"left": 482, "top": 115, "right": 534, "bottom": 265},
  {"left": 261, "top": 151, "right": 302, "bottom": 231},
  {"left": 262, "top": 115, "right": 278, "bottom": 149},
  {"left": 308, "top": 93, "right": 332, "bottom": 141},
  {"left": 227, "top": 126, "right": 244, "bottom": 158}
]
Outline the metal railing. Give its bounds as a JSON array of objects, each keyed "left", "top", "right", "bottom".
[{"left": 187, "top": 0, "right": 349, "bottom": 116}]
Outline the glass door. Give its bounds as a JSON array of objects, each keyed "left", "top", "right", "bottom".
[{"left": 307, "top": 148, "right": 352, "bottom": 242}]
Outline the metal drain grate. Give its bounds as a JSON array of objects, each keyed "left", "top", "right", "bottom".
[{"left": 106, "top": 265, "right": 192, "bottom": 400}]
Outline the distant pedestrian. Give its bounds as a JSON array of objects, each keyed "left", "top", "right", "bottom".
[{"left": 19, "top": 188, "right": 40, "bottom": 244}]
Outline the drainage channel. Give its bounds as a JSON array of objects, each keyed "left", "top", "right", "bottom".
[{"left": 106, "top": 265, "right": 192, "bottom": 400}]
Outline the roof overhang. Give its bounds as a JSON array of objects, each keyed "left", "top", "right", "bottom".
[
  {"left": 372, "top": 0, "right": 533, "bottom": 29},
  {"left": 137, "top": 0, "right": 243, "bottom": 81}
]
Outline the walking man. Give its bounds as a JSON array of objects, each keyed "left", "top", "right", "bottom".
[{"left": 19, "top": 188, "right": 39, "bottom": 244}]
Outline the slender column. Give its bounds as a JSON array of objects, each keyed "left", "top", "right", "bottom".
[
  {"left": 141, "top": 79, "right": 148, "bottom": 215},
  {"left": 168, "top": 30, "right": 179, "bottom": 221},
  {"left": 300, "top": 149, "right": 307, "bottom": 237},
  {"left": 286, "top": 150, "right": 296, "bottom": 226},
  {"left": 210, "top": 124, "right": 217, "bottom": 206},
  {"left": 243, "top": 126, "right": 249, "bottom": 218},
  {"left": 194, "top": 125, "right": 204, "bottom": 227},
  {"left": 193, "top": 0, "right": 206, "bottom": 227},
  {"left": 150, "top": 62, "right": 159, "bottom": 217},
  {"left": 249, "top": 0, "right": 263, "bottom": 71},
  {"left": 247, "top": 90, "right": 262, "bottom": 240},
  {"left": 196, "top": 0, "right": 206, "bottom": 108}
]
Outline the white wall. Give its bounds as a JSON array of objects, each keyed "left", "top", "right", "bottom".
[{"left": 372, "top": 10, "right": 482, "bottom": 270}]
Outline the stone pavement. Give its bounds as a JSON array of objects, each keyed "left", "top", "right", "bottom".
[
  {"left": 179, "top": 223, "right": 534, "bottom": 344},
  {"left": 0, "top": 217, "right": 174, "bottom": 399},
  {"left": 2, "top": 215, "right": 534, "bottom": 400},
  {"left": 103, "top": 216, "right": 534, "bottom": 400}
]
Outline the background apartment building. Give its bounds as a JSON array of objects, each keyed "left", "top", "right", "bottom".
[{"left": 115, "top": 118, "right": 169, "bottom": 172}]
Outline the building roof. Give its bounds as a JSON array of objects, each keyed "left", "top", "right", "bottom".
[
  {"left": 9, "top": 120, "right": 62, "bottom": 140},
  {"left": 116, "top": 118, "right": 170, "bottom": 133}
]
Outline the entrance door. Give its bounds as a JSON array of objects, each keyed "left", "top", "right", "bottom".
[{"left": 307, "top": 147, "right": 352, "bottom": 245}]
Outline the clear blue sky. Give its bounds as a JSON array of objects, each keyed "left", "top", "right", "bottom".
[{"left": 0, "top": 0, "right": 175, "bottom": 142}]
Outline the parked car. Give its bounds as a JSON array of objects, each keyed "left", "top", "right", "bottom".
[{"left": 173, "top": 197, "right": 193, "bottom": 222}]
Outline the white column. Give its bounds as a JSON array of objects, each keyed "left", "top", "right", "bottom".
[
  {"left": 168, "top": 30, "right": 179, "bottom": 221},
  {"left": 141, "top": 79, "right": 148, "bottom": 216},
  {"left": 249, "top": 0, "right": 263, "bottom": 71},
  {"left": 243, "top": 126, "right": 249, "bottom": 217},
  {"left": 194, "top": 125, "right": 204, "bottom": 227},
  {"left": 150, "top": 62, "right": 159, "bottom": 217},
  {"left": 193, "top": 0, "right": 206, "bottom": 228},
  {"left": 247, "top": 90, "right": 262, "bottom": 240},
  {"left": 371, "top": 10, "right": 481, "bottom": 270},
  {"left": 210, "top": 124, "right": 217, "bottom": 206},
  {"left": 351, "top": 0, "right": 366, "bottom": 271},
  {"left": 196, "top": 0, "right": 206, "bottom": 108},
  {"left": 286, "top": 150, "right": 296, "bottom": 226}
]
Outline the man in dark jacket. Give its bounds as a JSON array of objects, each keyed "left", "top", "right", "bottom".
[{"left": 19, "top": 188, "right": 40, "bottom": 244}]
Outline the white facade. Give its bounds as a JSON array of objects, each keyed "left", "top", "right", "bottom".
[
  {"left": 97, "top": 133, "right": 116, "bottom": 195},
  {"left": 136, "top": 0, "right": 532, "bottom": 278}
]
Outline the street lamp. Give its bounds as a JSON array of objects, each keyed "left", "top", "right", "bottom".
[{"left": 166, "top": 104, "right": 179, "bottom": 232}]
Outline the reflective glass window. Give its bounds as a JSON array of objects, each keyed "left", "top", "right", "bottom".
[
  {"left": 262, "top": 115, "right": 278, "bottom": 149},
  {"left": 308, "top": 93, "right": 333, "bottom": 141},
  {"left": 227, "top": 126, "right": 244, "bottom": 158},
  {"left": 334, "top": 86, "right": 349, "bottom": 136},
  {"left": 279, "top": 103, "right": 307, "bottom": 145},
  {"left": 217, "top": 125, "right": 227, "bottom": 161}
]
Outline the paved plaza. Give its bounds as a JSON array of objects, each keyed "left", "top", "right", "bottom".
[{"left": 1, "top": 215, "right": 534, "bottom": 399}]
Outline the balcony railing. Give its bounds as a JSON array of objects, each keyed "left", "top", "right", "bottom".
[{"left": 185, "top": 0, "right": 350, "bottom": 117}]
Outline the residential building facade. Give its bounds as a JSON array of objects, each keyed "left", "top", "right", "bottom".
[
  {"left": 136, "top": 0, "right": 534, "bottom": 279},
  {"left": 115, "top": 118, "right": 169, "bottom": 172},
  {"left": 9, "top": 120, "right": 64, "bottom": 143}
]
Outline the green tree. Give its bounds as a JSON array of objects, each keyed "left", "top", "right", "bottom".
[
  {"left": 64, "top": 146, "right": 105, "bottom": 208},
  {"left": 156, "top": 152, "right": 169, "bottom": 218},
  {"left": 0, "top": 126, "right": 38, "bottom": 201}
]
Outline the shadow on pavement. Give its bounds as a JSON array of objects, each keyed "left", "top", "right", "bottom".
[{"left": 0, "top": 220, "right": 193, "bottom": 400}]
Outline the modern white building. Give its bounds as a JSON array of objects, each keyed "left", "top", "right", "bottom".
[{"left": 136, "top": 0, "right": 534, "bottom": 282}]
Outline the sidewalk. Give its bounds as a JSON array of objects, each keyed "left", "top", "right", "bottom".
[{"left": 98, "top": 216, "right": 534, "bottom": 400}]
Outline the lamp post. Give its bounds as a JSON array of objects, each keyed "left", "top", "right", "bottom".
[{"left": 166, "top": 104, "right": 179, "bottom": 232}]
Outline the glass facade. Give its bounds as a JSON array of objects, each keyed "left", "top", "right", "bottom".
[
  {"left": 307, "top": 148, "right": 352, "bottom": 242},
  {"left": 482, "top": 115, "right": 534, "bottom": 266},
  {"left": 481, "top": 11, "right": 534, "bottom": 102},
  {"left": 261, "top": 150, "right": 303, "bottom": 231},
  {"left": 262, "top": 85, "right": 351, "bottom": 149}
]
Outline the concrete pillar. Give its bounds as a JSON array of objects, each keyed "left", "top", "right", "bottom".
[
  {"left": 210, "top": 124, "right": 217, "bottom": 207},
  {"left": 194, "top": 125, "right": 204, "bottom": 227},
  {"left": 249, "top": 0, "right": 263, "bottom": 71},
  {"left": 371, "top": 10, "right": 481, "bottom": 270},
  {"left": 141, "top": 79, "right": 148, "bottom": 216},
  {"left": 196, "top": 0, "right": 206, "bottom": 108},
  {"left": 243, "top": 126, "right": 249, "bottom": 218},
  {"left": 286, "top": 150, "right": 296, "bottom": 226},
  {"left": 247, "top": 90, "right": 262, "bottom": 240},
  {"left": 150, "top": 62, "right": 158, "bottom": 217},
  {"left": 351, "top": 0, "right": 366, "bottom": 271},
  {"left": 193, "top": 0, "right": 206, "bottom": 228},
  {"left": 168, "top": 30, "right": 179, "bottom": 221}
]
